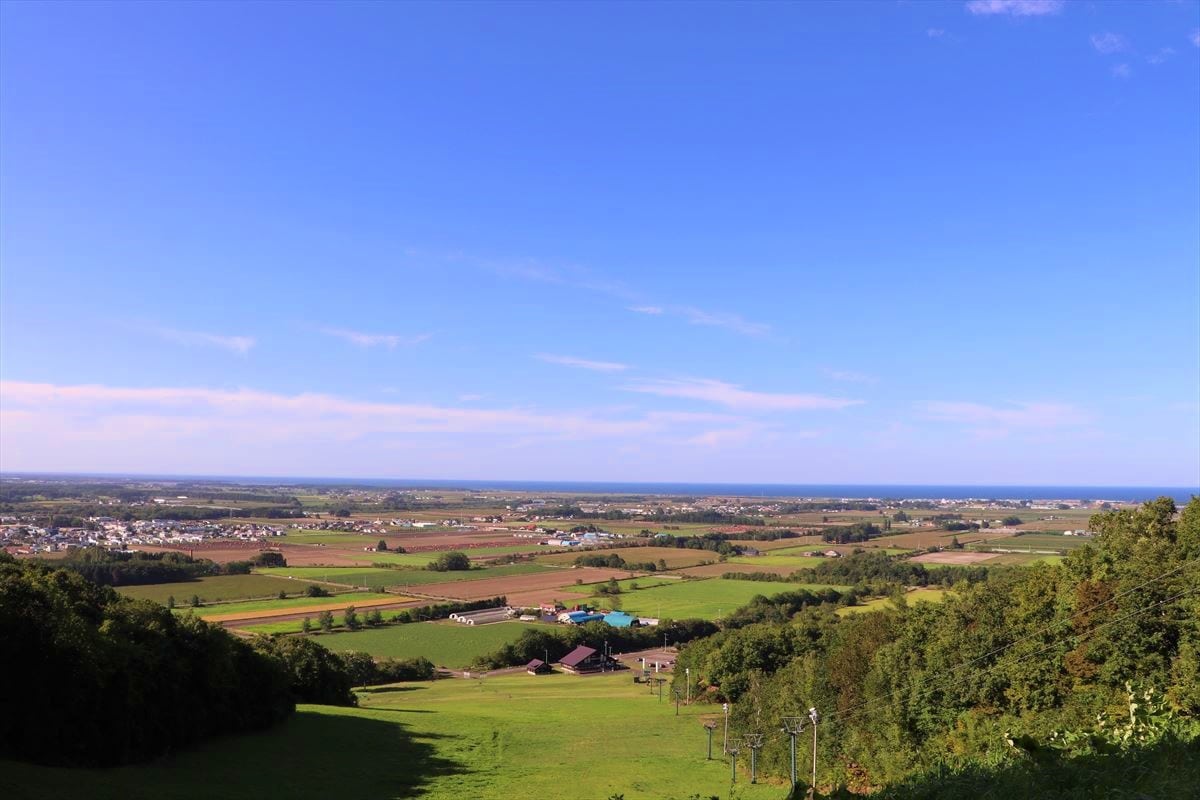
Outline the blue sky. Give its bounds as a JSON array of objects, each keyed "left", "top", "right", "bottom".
[{"left": 1, "top": 0, "right": 1197, "bottom": 485}]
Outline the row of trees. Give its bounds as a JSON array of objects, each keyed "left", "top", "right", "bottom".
[
  {"left": 670, "top": 498, "right": 1200, "bottom": 794},
  {"left": 45, "top": 547, "right": 287, "bottom": 586}
]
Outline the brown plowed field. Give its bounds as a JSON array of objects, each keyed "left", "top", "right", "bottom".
[
  {"left": 910, "top": 551, "right": 999, "bottom": 565},
  {"left": 416, "top": 567, "right": 641, "bottom": 601}
]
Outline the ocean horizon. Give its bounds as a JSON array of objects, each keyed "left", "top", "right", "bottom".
[{"left": 3, "top": 472, "right": 1196, "bottom": 503}]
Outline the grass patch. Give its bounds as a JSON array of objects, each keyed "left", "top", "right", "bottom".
[
  {"left": 311, "top": 620, "right": 532, "bottom": 668},
  {"left": 256, "top": 563, "right": 553, "bottom": 589},
  {"left": 0, "top": 674, "right": 780, "bottom": 799},
  {"left": 184, "top": 591, "right": 391, "bottom": 618},
  {"left": 116, "top": 574, "right": 322, "bottom": 605},
  {"left": 584, "top": 577, "right": 848, "bottom": 620},
  {"left": 837, "top": 587, "right": 951, "bottom": 616},
  {"left": 535, "top": 546, "right": 719, "bottom": 569}
]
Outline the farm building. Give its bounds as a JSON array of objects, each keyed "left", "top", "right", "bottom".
[
  {"left": 558, "top": 645, "right": 608, "bottom": 674},
  {"left": 602, "top": 611, "right": 637, "bottom": 628},
  {"left": 526, "top": 658, "right": 552, "bottom": 675},
  {"left": 558, "top": 610, "right": 605, "bottom": 625},
  {"left": 451, "top": 607, "right": 512, "bottom": 625}
]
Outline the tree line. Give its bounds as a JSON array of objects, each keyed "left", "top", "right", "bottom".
[{"left": 670, "top": 497, "right": 1200, "bottom": 796}]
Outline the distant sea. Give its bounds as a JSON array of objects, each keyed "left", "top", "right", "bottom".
[{"left": 6, "top": 473, "right": 1196, "bottom": 503}]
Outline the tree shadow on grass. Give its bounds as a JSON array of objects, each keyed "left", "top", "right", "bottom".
[{"left": 1, "top": 708, "right": 467, "bottom": 800}]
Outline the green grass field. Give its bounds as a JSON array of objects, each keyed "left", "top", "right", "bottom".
[
  {"left": 184, "top": 591, "right": 392, "bottom": 618},
  {"left": 308, "top": 620, "right": 532, "bottom": 668},
  {"left": 978, "top": 533, "right": 1091, "bottom": 552},
  {"left": 564, "top": 575, "right": 679, "bottom": 594},
  {"left": 256, "top": 563, "right": 553, "bottom": 590},
  {"left": 585, "top": 577, "right": 847, "bottom": 620},
  {"left": 535, "top": 546, "right": 720, "bottom": 569},
  {"left": 0, "top": 673, "right": 780, "bottom": 800},
  {"left": 116, "top": 574, "right": 323, "bottom": 604},
  {"left": 728, "top": 554, "right": 826, "bottom": 568},
  {"left": 837, "top": 587, "right": 950, "bottom": 616}
]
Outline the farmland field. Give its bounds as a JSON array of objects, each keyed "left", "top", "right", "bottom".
[
  {"left": 116, "top": 574, "right": 323, "bottom": 604},
  {"left": 976, "top": 533, "right": 1091, "bottom": 552},
  {"left": 256, "top": 563, "right": 553, "bottom": 590},
  {"left": 308, "top": 620, "right": 533, "bottom": 668},
  {"left": 184, "top": 591, "right": 393, "bottom": 619},
  {"left": 534, "top": 546, "right": 720, "bottom": 569},
  {"left": 727, "top": 554, "right": 827, "bottom": 568},
  {"left": 583, "top": 577, "right": 849, "bottom": 620},
  {"left": 0, "top": 673, "right": 779, "bottom": 800}
]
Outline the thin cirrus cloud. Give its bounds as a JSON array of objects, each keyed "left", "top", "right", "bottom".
[
  {"left": 321, "top": 327, "right": 431, "bottom": 348},
  {"left": 1090, "top": 33, "right": 1127, "bottom": 55},
  {"left": 922, "top": 400, "right": 1092, "bottom": 429},
  {"left": 823, "top": 368, "right": 878, "bottom": 384},
  {"left": 536, "top": 354, "right": 629, "bottom": 372},
  {"left": 628, "top": 304, "right": 771, "bottom": 337},
  {"left": 1192, "top": 29, "right": 1200, "bottom": 48},
  {"left": 0, "top": 381, "right": 669, "bottom": 445},
  {"left": 152, "top": 326, "right": 255, "bottom": 355},
  {"left": 965, "top": 0, "right": 1063, "bottom": 16},
  {"left": 624, "top": 377, "right": 861, "bottom": 412}
]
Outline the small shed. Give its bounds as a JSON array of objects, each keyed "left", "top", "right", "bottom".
[{"left": 526, "top": 658, "right": 552, "bottom": 675}]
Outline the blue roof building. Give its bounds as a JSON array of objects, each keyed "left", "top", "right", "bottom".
[{"left": 603, "top": 611, "right": 636, "bottom": 628}]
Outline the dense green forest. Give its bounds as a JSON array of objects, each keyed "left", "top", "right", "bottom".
[
  {"left": 672, "top": 497, "right": 1200, "bottom": 797},
  {"left": 0, "top": 553, "right": 358, "bottom": 767}
]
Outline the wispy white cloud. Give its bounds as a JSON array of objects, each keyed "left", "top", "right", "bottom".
[
  {"left": 625, "top": 377, "right": 861, "bottom": 412},
  {"left": 1090, "top": 32, "right": 1127, "bottom": 55},
  {"left": 626, "top": 304, "right": 770, "bottom": 337},
  {"left": 922, "top": 400, "right": 1092, "bottom": 429},
  {"left": 322, "top": 328, "right": 431, "bottom": 348},
  {"left": 1146, "top": 47, "right": 1175, "bottom": 65},
  {"left": 965, "top": 0, "right": 1063, "bottom": 16},
  {"left": 152, "top": 326, "right": 255, "bottom": 355},
  {"left": 1111, "top": 63, "right": 1132, "bottom": 79},
  {"left": 679, "top": 307, "right": 771, "bottom": 337},
  {"left": 927, "top": 28, "right": 947, "bottom": 38},
  {"left": 536, "top": 353, "right": 629, "bottom": 372},
  {"left": 823, "top": 368, "right": 877, "bottom": 384},
  {"left": 1190, "top": 29, "right": 1200, "bottom": 48},
  {"left": 0, "top": 381, "right": 668, "bottom": 443}
]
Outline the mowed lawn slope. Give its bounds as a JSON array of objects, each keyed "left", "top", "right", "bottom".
[
  {"left": 311, "top": 620, "right": 531, "bottom": 668},
  {"left": 0, "top": 674, "right": 780, "bottom": 800}
]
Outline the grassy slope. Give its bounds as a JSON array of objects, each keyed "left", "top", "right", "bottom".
[
  {"left": 311, "top": 620, "right": 532, "bottom": 668},
  {"left": 836, "top": 587, "right": 949, "bottom": 616},
  {"left": 584, "top": 578, "right": 848, "bottom": 620},
  {"left": 0, "top": 674, "right": 780, "bottom": 800},
  {"left": 116, "top": 574, "right": 322, "bottom": 604}
]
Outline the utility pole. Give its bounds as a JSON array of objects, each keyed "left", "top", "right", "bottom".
[
  {"left": 781, "top": 716, "right": 806, "bottom": 792},
  {"left": 685, "top": 667, "right": 690, "bottom": 704},
  {"left": 728, "top": 743, "right": 740, "bottom": 785},
  {"left": 722, "top": 702, "right": 730, "bottom": 754},
  {"left": 743, "top": 733, "right": 764, "bottom": 784},
  {"left": 809, "top": 707, "right": 820, "bottom": 795},
  {"left": 672, "top": 688, "right": 681, "bottom": 716},
  {"left": 703, "top": 721, "right": 718, "bottom": 760}
]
